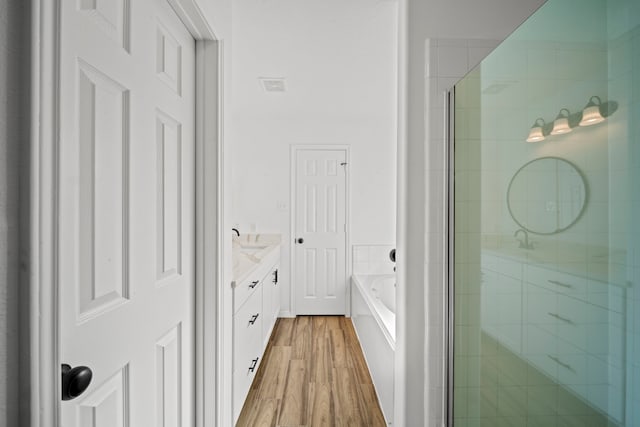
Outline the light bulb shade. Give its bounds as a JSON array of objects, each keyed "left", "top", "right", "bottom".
[
  {"left": 526, "top": 126, "right": 545, "bottom": 142},
  {"left": 551, "top": 109, "right": 573, "bottom": 135},
  {"left": 525, "top": 118, "right": 547, "bottom": 143},
  {"left": 551, "top": 117, "right": 572, "bottom": 134},
  {"left": 579, "top": 96, "right": 605, "bottom": 126}
]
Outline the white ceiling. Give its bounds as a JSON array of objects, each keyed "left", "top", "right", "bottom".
[{"left": 231, "top": 0, "right": 398, "bottom": 121}]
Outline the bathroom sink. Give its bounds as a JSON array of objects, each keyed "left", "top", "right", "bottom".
[
  {"left": 238, "top": 245, "right": 269, "bottom": 255},
  {"left": 485, "top": 246, "right": 546, "bottom": 264},
  {"left": 231, "top": 234, "right": 282, "bottom": 282}
]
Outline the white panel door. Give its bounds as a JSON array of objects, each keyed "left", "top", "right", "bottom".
[
  {"left": 58, "top": 0, "right": 195, "bottom": 425},
  {"left": 294, "top": 149, "right": 347, "bottom": 315}
]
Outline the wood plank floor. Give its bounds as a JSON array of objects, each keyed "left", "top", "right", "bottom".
[{"left": 237, "top": 316, "right": 387, "bottom": 427}]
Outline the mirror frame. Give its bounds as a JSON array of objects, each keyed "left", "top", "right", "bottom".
[{"left": 506, "top": 156, "right": 589, "bottom": 235}]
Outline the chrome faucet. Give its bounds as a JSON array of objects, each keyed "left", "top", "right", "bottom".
[{"left": 514, "top": 228, "right": 534, "bottom": 250}]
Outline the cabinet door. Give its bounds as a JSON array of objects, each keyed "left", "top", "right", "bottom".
[
  {"left": 481, "top": 257, "right": 524, "bottom": 354},
  {"left": 271, "top": 266, "right": 280, "bottom": 320},
  {"left": 480, "top": 267, "right": 499, "bottom": 338},
  {"left": 262, "top": 265, "right": 280, "bottom": 346},
  {"left": 262, "top": 269, "right": 273, "bottom": 347},
  {"left": 496, "top": 272, "right": 523, "bottom": 354}
]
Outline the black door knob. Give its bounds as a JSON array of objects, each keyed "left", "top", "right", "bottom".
[
  {"left": 297, "top": 238, "right": 304, "bottom": 244},
  {"left": 61, "top": 364, "right": 93, "bottom": 401}
]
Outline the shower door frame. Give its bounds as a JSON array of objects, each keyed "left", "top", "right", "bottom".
[{"left": 445, "top": 87, "right": 456, "bottom": 427}]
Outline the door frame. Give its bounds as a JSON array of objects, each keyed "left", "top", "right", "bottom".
[
  {"left": 289, "top": 145, "right": 351, "bottom": 317},
  {"left": 28, "top": 1, "right": 224, "bottom": 426}
]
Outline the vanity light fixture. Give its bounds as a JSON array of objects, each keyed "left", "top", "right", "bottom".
[
  {"left": 526, "top": 118, "right": 549, "bottom": 143},
  {"left": 524, "top": 96, "right": 617, "bottom": 143},
  {"left": 550, "top": 108, "right": 574, "bottom": 135},
  {"left": 579, "top": 95, "right": 606, "bottom": 126}
]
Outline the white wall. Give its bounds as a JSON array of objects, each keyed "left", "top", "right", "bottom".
[
  {"left": 0, "top": 1, "right": 30, "bottom": 425},
  {"left": 398, "top": 0, "right": 546, "bottom": 425},
  {"left": 230, "top": 0, "right": 398, "bottom": 316},
  {"left": 195, "top": 0, "right": 231, "bottom": 38}
]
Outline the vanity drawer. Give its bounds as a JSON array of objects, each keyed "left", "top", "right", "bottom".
[
  {"left": 524, "top": 282, "right": 557, "bottom": 327},
  {"left": 480, "top": 268, "right": 499, "bottom": 335},
  {"left": 553, "top": 294, "right": 597, "bottom": 351},
  {"left": 556, "top": 340, "right": 588, "bottom": 389},
  {"left": 234, "top": 286, "right": 263, "bottom": 363},
  {"left": 233, "top": 350, "right": 262, "bottom": 422},
  {"left": 525, "top": 264, "right": 587, "bottom": 298},
  {"left": 587, "top": 323, "right": 625, "bottom": 368},
  {"left": 523, "top": 324, "right": 558, "bottom": 381},
  {"left": 234, "top": 271, "right": 264, "bottom": 314},
  {"left": 232, "top": 286, "right": 263, "bottom": 423},
  {"left": 482, "top": 253, "right": 522, "bottom": 279},
  {"left": 586, "top": 279, "right": 625, "bottom": 313},
  {"left": 524, "top": 327, "right": 590, "bottom": 391}
]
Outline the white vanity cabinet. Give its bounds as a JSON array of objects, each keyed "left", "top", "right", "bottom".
[
  {"left": 232, "top": 249, "right": 281, "bottom": 424},
  {"left": 233, "top": 282, "right": 263, "bottom": 423},
  {"left": 271, "top": 267, "right": 281, "bottom": 325},
  {"left": 481, "top": 250, "right": 626, "bottom": 422},
  {"left": 262, "top": 265, "right": 280, "bottom": 348},
  {"left": 522, "top": 264, "right": 625, "bottom": 422},
  {"left": 480, "top": 253, "right": 524, "bottom": 354}
]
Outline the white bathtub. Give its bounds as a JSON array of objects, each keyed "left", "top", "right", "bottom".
[{"left": 351, "top": 274, "right": 395, "bottom": 424}]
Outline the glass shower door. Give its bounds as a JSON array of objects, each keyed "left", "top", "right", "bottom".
[{"left": 451, "top": 0, "right": 640, "bottom": 425}]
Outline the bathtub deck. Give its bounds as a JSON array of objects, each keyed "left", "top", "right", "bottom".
[{"left": 236, "top": 316, "right": 387, "bottom": 427}]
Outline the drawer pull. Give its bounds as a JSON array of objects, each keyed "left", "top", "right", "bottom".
[
  {"left": 547, "top": 355, "right": 574, "bottom": 372},
  {"left": 249, "top": 313, "right": 259, "bottom": 325},
  {"left": 249, "top": 280, "right": 259, "bottom": 289},
  {"left": 548, "top": 279, "right": 572, "bottom": 289},
  {"left": 547, "top": 312, "right": 574, "bottom": 324},
  {"left": 248, "top": 357, "right": 259, "bottom": 372}
]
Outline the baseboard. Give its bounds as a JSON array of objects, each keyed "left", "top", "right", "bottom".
[{"left": 278, "top": 310, "right": 295, "bottom": 318}]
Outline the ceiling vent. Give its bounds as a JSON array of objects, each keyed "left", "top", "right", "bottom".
[
  {"left": 482, "top": 80, "right": 518, "bottom": 95},
  {"left": 259, "top": 77, "right": 286, "bottom": 93}
]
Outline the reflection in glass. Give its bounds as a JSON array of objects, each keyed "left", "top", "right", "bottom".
[
  {"left": 451, "top": 0, "right": 639, "bottom": 426},
  {"left": 507, "top": 157, "right": 587, "bottom": 235}
]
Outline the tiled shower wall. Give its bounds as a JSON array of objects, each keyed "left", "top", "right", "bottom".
[
  {"left": 352, "top": 244, "right": 396, "bottom": 275},
  {"left": 423, "top": 38, "right": 499, "bottom": 426},
  {"left": 610, "top": 17, "right": 640, "bottom": 424}
]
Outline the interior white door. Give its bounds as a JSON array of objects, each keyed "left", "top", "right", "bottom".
[
  {"left": 58, "top": 0, "right": 195, "bottom": 425},
  {"left": 294, "top": 149, "right": 348, "bottom": 315}
]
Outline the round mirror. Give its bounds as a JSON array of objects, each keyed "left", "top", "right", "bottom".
[{"left": 507, "top": 157, "right": 587, "bottom": 235}]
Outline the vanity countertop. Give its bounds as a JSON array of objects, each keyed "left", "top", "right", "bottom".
[
  {"left": 232, "top": 234, "right": 281, "bottom": 283},
  {"left": 481, "top": 235, "right": 628, "bottom": 287}
]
